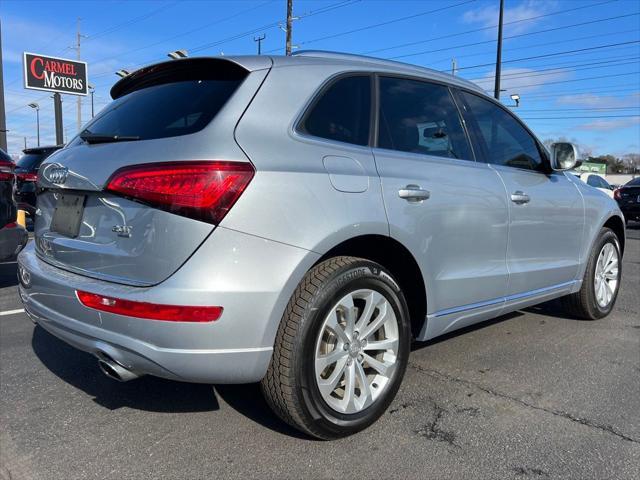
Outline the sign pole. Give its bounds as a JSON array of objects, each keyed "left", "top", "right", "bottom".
[{"left": 53, "top": 93, "right": 63, "bottom": 145}]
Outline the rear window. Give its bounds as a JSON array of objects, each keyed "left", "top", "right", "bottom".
[
  {"left": 301, "top": 75, "right": 371, "bottom": 146},
  {"left": 17, "top": 153, "right": 48, "bottom": 170},
  {"left": 73, "top": 62, "right": 247, "bottom": 142},
  {"left": 627, "top": 177, "right": 640, "bottom": 186}
]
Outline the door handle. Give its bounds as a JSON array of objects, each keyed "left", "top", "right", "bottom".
[
  {"left": 510, "top": 191, "right": 530, "bottom": 204},
  {"left": 398, "top": 185, "right": 430, "bottom": 202}
]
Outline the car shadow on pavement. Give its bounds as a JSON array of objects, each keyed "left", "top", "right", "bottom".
[
  {"left": 524, "top": 298, "right": 594, "bottom": 321},
  {"left": 31, "top": 325, "right": 308, "bottom": 438},
  {"left": 411, "top": 311, "right": 523, "bottom": 352},
  {"left": 214, "top": 384, "right": 310, "bottom": 439},
  {"left": 32, "top": 325, "right": 221, "bottom": 413}
]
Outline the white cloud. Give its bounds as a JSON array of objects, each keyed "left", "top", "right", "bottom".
[
  {"left": 470, "top": 67, "right": 570, "bottom": 94},
  {"left": 576, "top": 117, "right": 640, "bottom": 132},
  {"left": 556, "top": 93, "right": 640, "bottom": 109},
  {"left": 463, "top": 0, "right": 557, "bottom": 35}
]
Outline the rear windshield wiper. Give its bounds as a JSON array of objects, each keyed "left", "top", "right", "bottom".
[{"left": 80, "top": 130, "right": 140, "bottom": 144}]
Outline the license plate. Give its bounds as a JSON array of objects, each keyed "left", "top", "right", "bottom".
[{"left": 51, "top": 193, "right": 86, "bottom": 238}]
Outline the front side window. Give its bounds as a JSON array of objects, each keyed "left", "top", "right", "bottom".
[
  {"left": 377, "top": 77, "right": 472, "bottom": 160},
  {"left": 301, "top": 75, "right": 371, "bottom": 146},
  {"left": 460, "top": 91, "right": 544, "bottom": 171}
]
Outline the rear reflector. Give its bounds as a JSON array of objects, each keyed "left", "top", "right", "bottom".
[
  {"left": 105, "top": 161, "right": 254, "bottom": 224},
  {"left": 76, "top": 290, "right": 223, "bottom": 322},
  {"left": 17, "top": 172, "right": 38, "bottom": 182}
]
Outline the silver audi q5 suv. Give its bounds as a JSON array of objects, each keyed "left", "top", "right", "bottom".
[{"left": 18, "top": 52, "right": 625, "bottom": 439}]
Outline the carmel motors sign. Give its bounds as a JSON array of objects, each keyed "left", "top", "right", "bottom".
[{"left": 23, "top": 52, "right": 88, "bottom": 96}]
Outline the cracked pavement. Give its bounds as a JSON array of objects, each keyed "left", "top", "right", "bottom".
[{"left": 1, "top": 225, "right": 639, "bottom": 479}]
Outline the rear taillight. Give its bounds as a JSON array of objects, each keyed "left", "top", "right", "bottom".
[
  {"left": 76, "top": 290, "right": 223, "bottom": 322},
  {"left": 613, "top": 188, "right": 623, "bottom": 200},
  {"left": 0, "top": 161, "right": 14, "bottom": 181},
  {"left": 105, "top": 161, "right": 254, "bottom": 224}
]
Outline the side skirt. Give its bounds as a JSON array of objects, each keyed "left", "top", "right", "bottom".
[{"left": 417, "top": 280, "right": 581, "bottom": 342}]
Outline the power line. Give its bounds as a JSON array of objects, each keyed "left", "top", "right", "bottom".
[
  {"left": 484, "top": 71, "right": 640, "bottom": 90},
  {"left": 520, "top": 115, "right": 640, "bottom": 119},
  {"left": 455, "top": 40, "right": 640, "bottom": 71},
  {"left": 85, "top": 1, "right": 179, "bottom": 41},
  {"left": 365, "top": 0, "right": 620, "bottom": 55},
  {"left": 391, "top": 14, "right": 640, "bottom": 61},
  {"left": 426, "top": 30, "right": 639, "bottom": 69},
  {"left": 523, "top": 86, "right": 640, "bottom": 99},
  {"left": 472, "top": 58, "right": 640, "bottom": 83},
  {"left": 271, "top": 0, "right": 477, "bottom": 52},
  {"left": 89, "top": 0, "right": 358, "bottom": 80},
  {"left": 88, "top": 0, "right": 275, "bottom": 69},
  {"left": 518, "top": 107, "right": 640, "bottom": 112}
]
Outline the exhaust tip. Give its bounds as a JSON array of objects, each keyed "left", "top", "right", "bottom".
[
  {"left": 98, "top": 360, "right": 123, "bottom": 382},
  {"left": 96, "top": 354, "right": 139, "bottom": 382}
]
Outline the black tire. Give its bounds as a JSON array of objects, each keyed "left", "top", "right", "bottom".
[
  {"left": 261, "top": 256, "right": 411, "bottom": 439},
  {"left": 561, "top": 227, "right": 622, "bottom": 320}
]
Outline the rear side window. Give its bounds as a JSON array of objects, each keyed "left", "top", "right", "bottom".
[
  {"left": 587, "top": 175, "right": 600, "bottom": 187},
  {"left": 377, "top": 77, "right": 472, "bottom": 160},
  {"left": 587, "top": 175, "right": 610, "bottom": 188},
  {"left": 301, "top": 75, "right": 371, "bottom": 146},
  {"left": 74, "top": 63, "right": 247, "bottom": 142},
  {"left": 459, "top": 91, "right": 543, "bottom": 171}
]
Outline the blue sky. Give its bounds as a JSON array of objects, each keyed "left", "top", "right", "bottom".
[{"left": 2, "top": 0, "right": 639, "bottom": 158}]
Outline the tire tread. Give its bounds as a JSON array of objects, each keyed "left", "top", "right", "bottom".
[{"left": 261, "top": 256, "right": 360, "bottom": 439}]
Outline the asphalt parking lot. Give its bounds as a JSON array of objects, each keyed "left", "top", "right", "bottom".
[{"left": 1, "top": 227, "right": 639, "bottom": 480}]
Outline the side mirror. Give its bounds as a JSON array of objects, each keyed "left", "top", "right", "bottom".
[{"left": 550, "top": 142, "right": 579, "bottom": 171}]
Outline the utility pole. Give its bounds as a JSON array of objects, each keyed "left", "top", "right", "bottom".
[
  {"left": 285, "top": 0, "right": 293, "bottom": 56},
  {"left": 23, "top": 137, "right": 26, "bottom": 150},
  {"left": 254, "top": 34, "right": 266, "bottom": 55},
  {"left": 53, "top": 93, "right": 64, "bottom": 145},
  {"left": 493, "top": 0, "right": 505, "bottom": 100},
  {"left": 76, "top": 18, "right": 82, "bottom": 131},
  {"left": 451, "top": 58, "right": 457, "bottom": 76},
  {"left": 0, "top": 19, "right": 7, "bottom": 152}
]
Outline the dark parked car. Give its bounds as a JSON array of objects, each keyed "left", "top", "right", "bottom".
[
  {"left": 614, "top": 177, "right": 640, "bottom": 224},
  {"left": 0, "top": 149, "right": 28, "bottom": 261},
  {"left": 14, "top": 145, "right": 62, "bottom": 215}
]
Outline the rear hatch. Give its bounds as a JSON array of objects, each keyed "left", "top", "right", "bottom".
[{"left": 34, "top": 57, "right": 270, "bottom": 286}]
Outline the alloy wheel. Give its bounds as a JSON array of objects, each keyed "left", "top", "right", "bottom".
[
  {"left": 314, "top": 289, "right": 399, "bottom": 414},
  {"left": 594, "top": 242, "right": 619, "bottom": 308}
]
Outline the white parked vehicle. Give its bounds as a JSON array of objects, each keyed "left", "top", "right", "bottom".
[{"left": 573, "top": 172, "right": 615, "bottom": 198}]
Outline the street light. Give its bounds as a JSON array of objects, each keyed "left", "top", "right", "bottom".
[
  {"left": 28, "top": 103, "right": 40, "bottom": 146},
  {"left": 115, "top": 69, "right": 130, "bottom": 78},
  {"left": 510, "top": 94, "right": 521, "bottom": 107},
  {"left": 88, "top": 84, "right": 95, "bottom": 118},
  {"left": 167, "top": 49, "right": 188, "bottom": 59}
]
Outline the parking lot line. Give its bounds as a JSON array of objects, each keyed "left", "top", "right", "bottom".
[{"left": 0, "top": 308, "right": 25, "bottom": 316}]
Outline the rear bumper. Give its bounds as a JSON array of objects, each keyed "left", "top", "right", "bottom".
[
  {"left": 15, "top": 191, "right": 36, "bottom": 215},
  {"left": 618, "top": 203, "right": 640, "bottom": 220},
  {"left": 18, "top": 227, "right": 319, "bottom": 383},
  {"left": 0, "top": 224, "right": 28, "bottom": 261}
]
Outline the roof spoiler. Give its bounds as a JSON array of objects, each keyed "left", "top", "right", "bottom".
[{"left": 110, "top": 56, "right": 272, "bottom": 99}]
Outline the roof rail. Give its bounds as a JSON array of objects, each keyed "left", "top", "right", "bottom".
[{"left": 292, "top": 50, "right": 483, "bottom": 92}]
